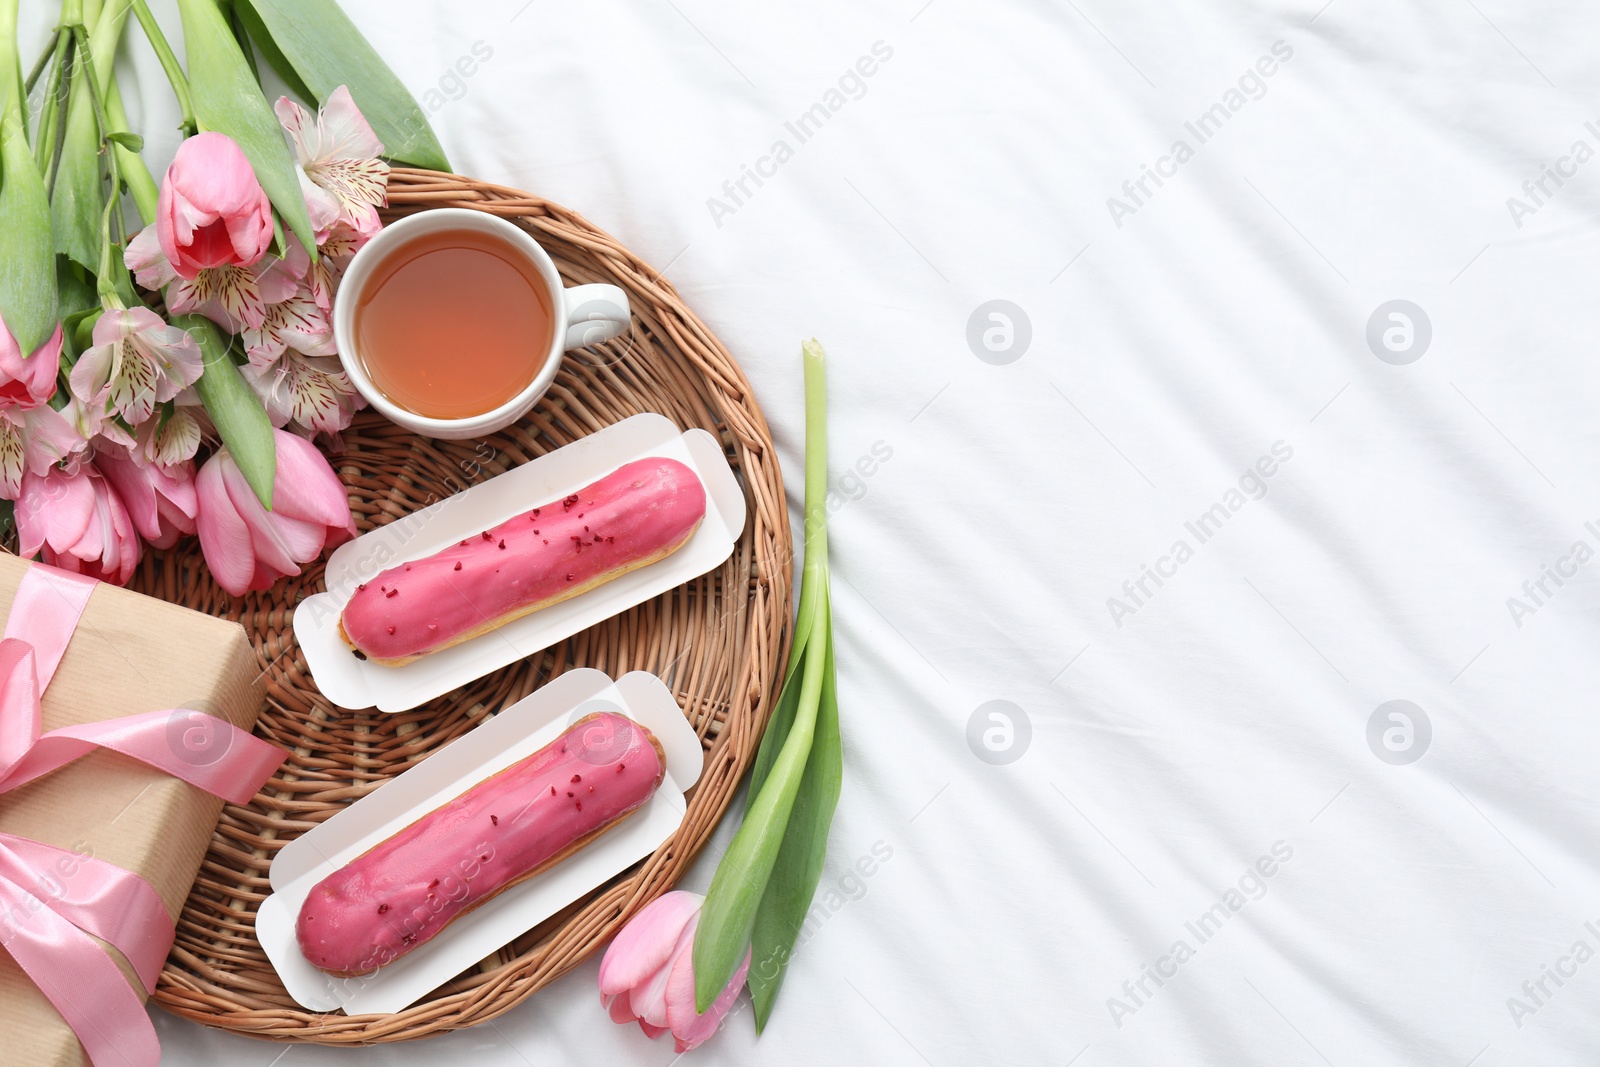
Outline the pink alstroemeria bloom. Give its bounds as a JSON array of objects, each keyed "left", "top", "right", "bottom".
[
  {"left": 126, "top": 224, "right": 304, "bottom": 333},
  {"left": 16, "top": 462, "right": 141, "bottom": 585},
  {"left": 0, "top": 402, "right": 86, "bottom": 500},
  {"left": 242, "top": 286, "right": 336, "bottom": 363},
  {"left": 156, "top": 132, "right": 274, "bottom": 279},
  {"left": 243, "top": 349, "right": 362, "bottom": 436},
  {"left": 598, "top": 891, "right": 750, "bottom": 1054},
  {"left": 195, "top": 428, "right": 355, "bottom": 596},
  {"left": 275, "top": 86, "right": 389, "bottom": 241},
  {"left": 0, "top": 321, "right": 63, "bottom": 406},
  {"left": 96, "top": 445, "right": 199, "bottom": 551},
  {"left": 69, "top": 306, "right": 204, "bottom": 426}
]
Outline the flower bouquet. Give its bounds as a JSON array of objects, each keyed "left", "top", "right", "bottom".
[{"left": 0, "top": 0, "right": 447, "bottom": 591}]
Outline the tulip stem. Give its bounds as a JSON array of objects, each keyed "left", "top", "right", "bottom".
[
  {"left": 130, "top": 0, "right": 195, "bottom": 136},
  {"left": 22, "top": 28, "right": 57, "bottom": 96}
]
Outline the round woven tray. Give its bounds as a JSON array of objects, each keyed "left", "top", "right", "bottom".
[{"left": 137, "top": 169, "right": 793, "bottom": 1044}]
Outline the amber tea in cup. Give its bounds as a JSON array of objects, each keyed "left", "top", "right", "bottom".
[{"left": 352, "top": 227, "right": 554, "bottom": 419}]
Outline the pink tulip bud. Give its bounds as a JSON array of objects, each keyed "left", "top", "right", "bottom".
[
  {"left": 156, "top": 132, "right": 275, "bottom": 280},
  {"left": 16, "top": 462, "right": 142, "bottom": 586},
  {"left": 598, "top": 891, "right": 751, "bottom": 1053},
  {"left": 195, "top": 429, "right": 355, "bottom": 596}
]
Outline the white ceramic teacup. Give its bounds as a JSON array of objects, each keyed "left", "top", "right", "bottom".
[{"left": 333, "top": 208, "right": 631, "bottom": 440}]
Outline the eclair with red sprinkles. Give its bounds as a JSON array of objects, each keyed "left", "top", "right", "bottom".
[{"left": 339, "top": 458, "right": 706, "bottom": 665}]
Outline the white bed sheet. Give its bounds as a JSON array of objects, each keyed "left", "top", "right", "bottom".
[{"left": 28, "top": 1, "right": 1600, "bottom": 1063}]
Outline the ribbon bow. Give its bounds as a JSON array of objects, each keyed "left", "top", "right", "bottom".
[{"left": 0, "top": 565, "right": 285, "bottom": 1067}]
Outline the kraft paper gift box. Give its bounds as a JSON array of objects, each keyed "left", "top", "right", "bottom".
[{"left": 0, "top": 554, "right": 271, "bottom": 1067}]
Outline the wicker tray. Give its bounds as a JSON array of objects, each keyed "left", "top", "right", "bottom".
[{"left": 137, "top": 170, "right": 793, "bottom": 1044}]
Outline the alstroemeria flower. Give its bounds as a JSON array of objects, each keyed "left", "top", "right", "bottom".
[
  {"left": 127, "top": 224, "right": 306, "bottom": 333},
  {"left": 156, "top": 132, "right": 274, "bottom": 279},
  {"left": 15, "top": 461, "right": 141, "bottom": 585},
  {"left": 275, "top": 86, "right": 388, "bottom": 241},
  {"left": 598, "top": 891, "right": 750, "bottom": 1053},
  {"left": 96, "top": 443, "right": 199, "bottom": 551},
  {"left": 0, "top": 402, "right": 86, "bottom": 499},
  {"left": 195, "top": 428, "right": 354, "bottom": 596},
  {"left": 136, "top": 405, "right": 203, "bottom": 466},
  {"left": 300, "top": 226, "right": 364, "bottom": 311},
  {"left": 69, "top": 306, "right": 204, "bottom": 426},
  {"left": 242, "top": 286, "right": 336, "bottom": 363},
  {"left": 0, "top": 321, "right": 63, "bottom": 407},
  {"left": 242, "top": 349, "right": 362, "bottom": 436}
]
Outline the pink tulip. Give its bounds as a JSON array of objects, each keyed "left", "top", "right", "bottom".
[
  {"left": 16, "top": 462, "right": 141, "bottom": 586},
  {"left": 598, "top": 891, "right": 750, "bottom": 1053},
  {"left": 96, "top": 446, "right": 198, "bottom": 551},
  {"left": 157, "top": 132, "right": 274, "bottom": 280},
  {"left": 195, "top": 428, "right": 354, "bottom": 596},
  {"left": 0, "top": 320, "right": 63, "bottom": 406}
]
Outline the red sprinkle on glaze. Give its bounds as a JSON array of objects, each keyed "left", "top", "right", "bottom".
[
  {"left": 357, "top": 583, "right": 367, "bottom": 591},
  {"left": 405, "top": 564, "right": 412, "bottom": 571},
  {"left": 378, "top": 903, "right": 389, "bottom": 914},
  {"left": 490, "top": 814, "right": 498, "bottom": 825},
  {"left": 430, "top": 879, "right": 440, "bottom": 888},
  {"left": 482, "top": 531, "right": 493, "bottom": 541},
  {"left": 566, "top": 573, "right": 575, "bottom": 581},
  {"left": 385, "top": 588, "right": 398, "bottom": 598},
  {"left": 571, "top": 774, "right": 581, "bottom": 782},
  {"left": 550, "top": 786, "right": 556, "bottom": 796},
  {"left": 576, "top": 801, "right": 582, "bottom": 811},
  {"left": 454, "top": 561, "right": 462, "bottom": 571},
  {"left": 617, "top": 763, "right": 625, "bottom": 772},
  {"left": 498, "top": 539, "right": 506, "bottom": 549},
  {"left": 566, "top": 791, "right": 574, "bottom": 798},
  {"left": 386, "top": 626, "right": 396, "bottom": 635}
]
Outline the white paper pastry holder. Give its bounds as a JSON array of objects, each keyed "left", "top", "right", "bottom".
[
  {"left": 256, "top": 668, "right": 703, "bottom": 1015},
  {"left": 293, "top": 412, "right": 747, "bottom": 712}
]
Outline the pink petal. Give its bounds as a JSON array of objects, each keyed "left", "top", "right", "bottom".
[
  {"left": 320, "top": 86, "right": 385, "bottom": 162},
  {"left": 125, "top": 225, "right": 178, "bottom": 290},
  {"left": 195, "top": 456, "right": 260, "bottom": 597},
  {"left": 639, "top": 1021, "right": 668, "bottom": 1040},
  {"left": 665, "top": 937, "right": 749, "bottom": 1052},
  {"left": 269, "top": 429, "right": 351, "bottom": 529},
  {"left": 218, "top": 454, "right": 306, "bottom": 576},
  {"left": 632, "top": 917, "right": 697, "bottom": 1029},
  {"left": 0, "top": 323, "right": 62, "bottom": 406},
  {"left": 597, "top": 892, "right": 704, "bottom": 996},
  {"left": 15, "top": 469, "right": 94, "bottom": 557},
  {"left": 605, "top": 992, "right": 637, "bottom": 1026},
  {"left": 96, "top": 448, "right": 160, "bottom": 541}
]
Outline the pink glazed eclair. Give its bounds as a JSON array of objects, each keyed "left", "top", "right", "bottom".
[
  {"left": 296, "top": 712, "right": 665, "bottom": 976},
  {"left": 339, "top": 457, "right": 706, "bottom": 665}
]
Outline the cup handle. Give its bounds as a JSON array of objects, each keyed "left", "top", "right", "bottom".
[{"left": 562, "top": 283, "right": 631, "bottom": 349}]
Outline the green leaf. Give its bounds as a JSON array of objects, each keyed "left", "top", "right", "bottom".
[
  {"left": 238, "top": 0, "right": 450, "bottom": 171},
  {"left": 176, "top": 313, "right": 276, "bottom": 507},
  {"left": 0, "top": 0, "right": 58, "bottom": 354},
  {"left": 176, "top": 0, "right": 317, "bottom": 256},
  {"left": 50, "top": 2, "right": 133, "bottom": 275},
  {"left": 105, "top": 130, "right": 143, "bottom": 151},
  {"left": 749, "top": 592, "right": 841, "bottom": 1031},
  {"left": 692, "top": 585, "right": 829, "bottom": 1012},
  {"left": 231, "top": 0, "right": 313, "bottom": 103}
]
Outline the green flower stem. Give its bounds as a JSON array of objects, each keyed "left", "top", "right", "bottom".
[
  {"left": 129, "top": 0, "right": 194, "bottom": 135},
  {"left": 31, "top": 29, "right": 70, "bottom": 172},
  {"left": 103, "top": 75, "right": 158, "bottom": 223},
  {"left": 22, "top": 27, "right": 58, "bottom": 95}
]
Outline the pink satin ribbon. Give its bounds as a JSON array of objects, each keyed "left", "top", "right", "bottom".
[{"left": 0, "top": 564, "right": 285, "bottom": 1067}]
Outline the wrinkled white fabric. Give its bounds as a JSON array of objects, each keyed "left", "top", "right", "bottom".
[{"left": 33, "top": 0, "right": 1596, "bottom": 1063}]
